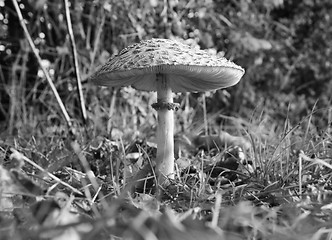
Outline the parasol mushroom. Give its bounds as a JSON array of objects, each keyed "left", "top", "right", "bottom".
[{"left": 89, "top": 38, "right": 244, "bottom": 185}]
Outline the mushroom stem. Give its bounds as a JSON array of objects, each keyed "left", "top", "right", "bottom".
[{"left": 156, "top": 73, "right": 175, "bottom": 184}]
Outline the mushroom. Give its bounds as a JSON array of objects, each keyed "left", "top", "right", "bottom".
[{"left": 89, "top": 38, "right": 244, "bottom": 185}]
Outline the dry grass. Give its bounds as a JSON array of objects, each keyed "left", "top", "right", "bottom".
[{"left": 1, "top": 92, "right": 332, "bottom": 239}]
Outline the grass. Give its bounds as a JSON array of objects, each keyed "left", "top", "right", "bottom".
[{"left": 1, "top": 85, "right": 332, "bottom": 239}]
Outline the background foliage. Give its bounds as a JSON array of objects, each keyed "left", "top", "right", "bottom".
[{"left": 0, "top": 0, "right": 331, "bottom": 137}]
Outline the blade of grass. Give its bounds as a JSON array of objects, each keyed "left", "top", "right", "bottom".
[
  {"left": 107, "top": 88, "right": 117, "bottom": 135},
  {"left": 298, "top": 150, "right": 303, "bottom": 199},
  {"left": 89, "top": 11, "right": 106, "bottom": 71},
  {"left": 304, "top": 100, "right": 318, "bottom": 150},
  {"left": 10, "top": 148, "right": 83, "bottom": 196},
  {"left": 11, "top": 0, "right": 72, "bottom": 129},
  {"left": 210, "top": 191, "right": 222, "bottom": 228},
  {"left": 300, "top": 151, "right": 332, "bottom": 170},
  {"left": 63, "top": 0, "right": 87, "bottom": 123},
  {"left": 70, "top": 140, "right": 109, "bottom": 212}
]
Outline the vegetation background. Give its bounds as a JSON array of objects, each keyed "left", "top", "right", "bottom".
[
  {"left": 1, "top": 0, "right": 331, "bottom": 134},
  {"left": 0, "top": 0, "right": 331, "bottom": 239}
]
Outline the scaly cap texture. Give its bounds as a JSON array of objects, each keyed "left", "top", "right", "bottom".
[{"left": 90, "top": 38, "right": 244, "bottom": 93}]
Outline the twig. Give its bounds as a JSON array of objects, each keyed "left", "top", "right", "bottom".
[
  {"left": 11, "top": 0, "right": 72, "bottom": 128},
  {"left": 63, "top": 0, "right": 87, "bottom": 123}
]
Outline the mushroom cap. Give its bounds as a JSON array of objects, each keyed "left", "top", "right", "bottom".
[{"left": 89, "top": 38, "right": 244, "bottom": 93}]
